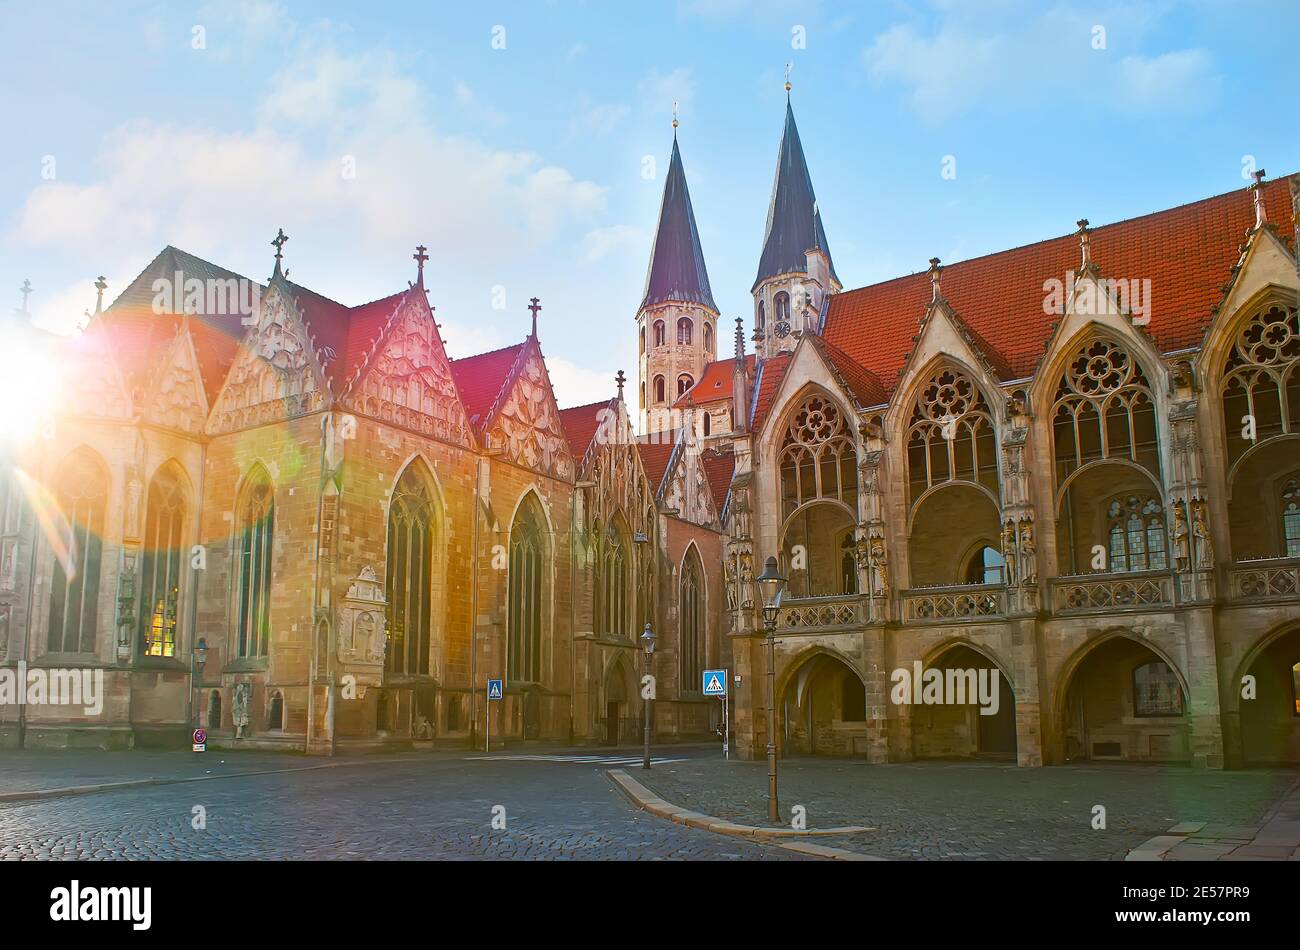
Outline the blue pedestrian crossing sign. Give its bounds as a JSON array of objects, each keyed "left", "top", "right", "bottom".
[
  {"left": 702, "top": 669, "right": 727, "bottom": 696},
  {"left": 487, "top": 679, "right": 503, "bottom": 701}
]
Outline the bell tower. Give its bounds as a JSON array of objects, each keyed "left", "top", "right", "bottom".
[
  {"left": 637, "top": 116, "right": 718, "bottom": 434},
  {"left": 752, "top": 78, "right": 839, "bottom": 361}
]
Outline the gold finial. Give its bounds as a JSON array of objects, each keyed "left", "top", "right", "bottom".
[
  {"left": 672, "top": 100, "right": 678, "bottom": 131},
  {"left": 784, "top": 62, "right": 792, "bottom": 94}
]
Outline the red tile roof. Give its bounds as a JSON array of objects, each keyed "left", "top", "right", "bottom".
[
  {"left": 559, "top": 399, "right": 617, "bottom": 459},
  {"left": 283, "top": 281, "right": 407, "bottom": 391},
  {"left": 750, "top": 351, "right": 793, "bottom": 430},
  {"left": 636, "top": 437, "right": 677, "bottom": 493},
  {"left": 817, "top": 338, "right": 887, "bottom": 408},
  {"left": 700, "top": 449, "right": 736, "bottom": 513},
  {"left": 449, "top": 341, "right": 527, "bottom": 431},
  {"left": 673, "top": 354, "right": 755, "bottom": 409},
  {"left": 822, "top": 176, "right": 1296, "bottom": 396}
]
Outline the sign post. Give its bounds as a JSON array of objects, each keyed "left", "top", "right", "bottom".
[
  {"left": 702, "top": 669, "right": 728, "bottom": 759},
  {"left": 486, "top": 678, "right": 502, "bottom": 752},
  {"left": 192, "top": 728, "right": 206, "bottom": 753}
]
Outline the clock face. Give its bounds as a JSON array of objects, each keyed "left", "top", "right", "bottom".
[{"left": 775, "top": 320, "right": 791, "bottom": 338}]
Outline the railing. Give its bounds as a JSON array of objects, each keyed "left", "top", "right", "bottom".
[
  {"left": 778, "top": 594, "right": 863, "bottom": 632},
  {"left": 902, "top": 583, "right": 1005, "bottom": 624},
  {"left": 1228, "top": 557, "right": 1300, "bottom": 601},
  {"left": 1052, "top": 570, "right": 1174, "bottom": 614}
]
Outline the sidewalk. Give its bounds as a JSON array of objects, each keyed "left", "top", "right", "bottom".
[
  {"left": 630, "top": 753, "right": 1299, "bottom": 860},
  {"left": 1128, "top": 776, "right": 1300, "bottom": 861}
]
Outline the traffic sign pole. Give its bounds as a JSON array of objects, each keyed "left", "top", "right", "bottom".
[{"left": 485, "top": 681, "right": 490, "bottom": 753}]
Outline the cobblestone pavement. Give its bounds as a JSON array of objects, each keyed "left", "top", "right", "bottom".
[
  {"left": 634, "top": 755, "right": 1300, "bottom": 860},
  {"left": 0, "top": 749, "right": 805, "bottom": 860}
]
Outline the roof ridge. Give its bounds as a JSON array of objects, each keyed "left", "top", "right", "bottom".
[
  {"left": 838, "top": 173, "right": 1298, "bottom": 298},
  {"left": 450, "top": 339, "right": 527, "bottom": 363}
]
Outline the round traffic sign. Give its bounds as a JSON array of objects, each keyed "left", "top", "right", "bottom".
[{"left": 193, "top": 728, "right": 207, "bottom": 744}]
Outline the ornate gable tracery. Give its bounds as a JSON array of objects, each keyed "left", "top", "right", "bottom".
[
  {"left": 145, "top": 328, "right": 207, "bottom": 433},
  {"left": 208, "top": 285, "right": 326, "bottom": 434},
  {"left": 488, "top": 349, "right": 574, "bottom": 480},
  {"left": 661, "top": 436, "right": 720, "bottom": 530},
  {"left": 347, "top": 296, "right": 472, "bottom": 447}
]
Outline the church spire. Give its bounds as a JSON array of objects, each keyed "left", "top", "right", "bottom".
[
  {"left": 753, "top": 96, "right": 837, "bottom": 292},
  {"left": 640, "top": 131, "right": 716, "bottom": 312}
]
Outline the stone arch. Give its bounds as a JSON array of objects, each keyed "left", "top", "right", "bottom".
[
  {"left": 600, "top": 651, "right": 637, "bottom": 746},
  {"left": 1054, "top": 629, "right": 1190, "bottom": 763},
  {"left": 911, "top": 639, "right": 1017, "bottom": 760},
  {"left": 776, "top": 645, "right": 869, "bottom": 757},
  {"left": 907, "top": 482, "right": 1001, "bottom": 588}
]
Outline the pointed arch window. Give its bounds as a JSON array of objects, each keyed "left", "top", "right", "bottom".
[
  {"left": 1105, "top": 494, "right": 1167, "bottom": 573},
  {"left": 1222, "top": 303, "right": 1300, "bottom": 467},
  {"left": 1052, "top": 339, "right": 1159, "bottom": 488},
  {"left": 235, "top": 472, "right": 274, "bottom": 658},
  {"left": 47, "top": 450, "right": 108, "bottom": 654},
  {"left": 1281, "top": 477, "right": 1300, "bottom": 558},
  {"left": 703, "top": 323, "right": 713, "bottom": 355},
  {"left": 1133, "top": 660, "right": 1184, "bottom": 717},
  {"left": 639, "top": 327, "right": 645, "bottom": 354},
  {"left": 774, "top": 292, "right": 790, "bottom": 324},
  {"left": 757, "top": 301, "right": 766, "bottom": 335},
  {"left": 653, "top": 375, "right": 666, "bottom": 404},
  {"left": 680, "top": 549, "right": 704, "bottom": 691},
  {"left": 778, "top": 393, "right": 858, "bottom": 519},
  {"left": 597, "top": 521, "right": 629, "bottom": 638},
  {"left": 386, "top": 462, "right": 436, "bottom": 675},
  {"left": 652, "top": 320, "right": 666, "bottom": 347},
  {"left": 677, "top": 317, "right": 693, "bottom": 345},
  {"left": 905, "top": 366, "right": 998, "bottom": 505},
  {"left": 140, "top": 464, "right": 188, "bottom": 658},
  {"left": 508, "top": 498, "right": 545, "bottom": 682}
]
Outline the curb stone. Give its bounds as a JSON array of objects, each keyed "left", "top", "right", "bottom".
[{"left": 607, "top": 768, "right": 884, "bottom": 861}]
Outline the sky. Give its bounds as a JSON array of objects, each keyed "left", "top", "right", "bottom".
[{"left": 2, "top": 0, "right": 1298, "bottom": 411}]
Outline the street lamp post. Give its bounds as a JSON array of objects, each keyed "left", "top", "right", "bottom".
[
  {"left": 756, "top": 557, "right": 787, "bottom": 824},
  {"left": 189, "top": 637, "right": 209, "bottom": 736},
  {"left": 640, "top": 622, "right": 656, "bottom": 770}
]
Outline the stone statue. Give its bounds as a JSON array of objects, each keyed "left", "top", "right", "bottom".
[
  {"left": 1172, "top": 502, "right": 1190, "bottom": 572},
  {"left": 724, "top": 555, "right": 738, "bottom": 611},
  {"left": 1018, "top": 519, "right": 1037, "bottom": 586},
  {"left": 1001, "top": 520, "right": 1018, "bottom": 587},
  {"left": 869, "top": 534, "right": 889, "bottom": 597},
  {"left": 1191, "top": 501, "right": 1214, "bottom": 571},
  {"left": 739, "top": 551, "right": 754, "bottom": 609},
  {"left": 232, "top": 683, "right": 252, "bottom": 739}
]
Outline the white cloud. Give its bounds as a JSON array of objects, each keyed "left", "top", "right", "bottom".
[
  {"left": 862, "top": 5, "right": 1220, "bottom": 122},
  {"left": 582, "top": 225, "right": 647, "bottom": 264},
  {"left": 568, "top": 97, "right": 630, "bottom": 139},
  {"left": 638, "top": 67, "right": 695, "bottom": 119},
  {"left": 454, "top": 81, "right": 508, "bottom": 128},
  {"left": 545, "top": 355, "right": 618, "bottom": 408}
]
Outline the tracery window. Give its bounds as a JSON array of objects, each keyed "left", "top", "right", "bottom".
[
  {"left": 1282, "top": 477, "right": 1300, "bottom": 558},
  {"left": 652, "top": 320, "right": 666, "bottom": 347},
  {"left": 1052, "top": 339, "right": 1159, "bottom": 487},
  {"left": 680, "top": 549, "right": 704, "bottom": 691},
  {"left": 778, "top": 393, "right": 857, "bottom": 520},
  {"left": 140, "top": 464, "right": 187, "bottom": 658},
  {"left": 1105, "top": 494, "right": 1167, "bottom": 573},
  {"left": 1133, "top": 660, "right": 1183, "bottom": 717},
  {"left": 905, "top": 366, "right": 998, "bottom": 505},
  {"left": 1222, "top": 303, "right": 1300, "bottom": 468},
  {"left": 235, "top": 471, "right": 274, "bottom": 658},
  {"left": 47, "top": 450, "right": 108, "bottom": 654},
  {"left": 386, "top": 462, "right": 435, "bottom": 675},
  {"left": 507, "top": 497, "right": 545, "bottom": 682},
  {"left": 677, "top": 374, "right": 694, "bottom": 398},
  {"left": 677, "top": 317, "right": 693, "bottom": 345},
  {"left": 597, "top": 521, "right": 629, "bottom": 638}
]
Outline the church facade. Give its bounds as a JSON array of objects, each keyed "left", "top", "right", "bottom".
[{"left": 3, "top": 91, "right": 1300, "bottom": 770}]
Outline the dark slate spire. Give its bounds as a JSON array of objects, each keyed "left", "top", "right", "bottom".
[
  {"left": 753, "top": 100, "right": 837, "bottom": 292},
  {"left": 640, "top": 137, "right": 717, "bottom": 312}
]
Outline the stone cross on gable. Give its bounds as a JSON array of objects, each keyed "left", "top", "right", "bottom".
[
  {"left": 1076, "top": 219, "right": 1091, "bottom": 268},
  {"left": 528, "top": 296, "right": 542, "bottom": 338},
  {"left": 17, "top": 279, "right": 32, "bottom": 317},
  {"left": 615, "top": 369, "right": 626, "bottom": 398},
  {"left": 927, "top": 257, "right": 942, "bottom": 304},
  {"left": 413, "top": 244, "right": 429, "bottom": 284},
  {"left": 94, "top": 275, "right": 107, "bottom": 314},
  {"left": 272, "top": 228, "right": 289, "bottom": 273}
]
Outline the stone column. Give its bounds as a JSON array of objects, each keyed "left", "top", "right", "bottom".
[{"left": 1183, "top": 608, "right": 1225, "bottom": 769}]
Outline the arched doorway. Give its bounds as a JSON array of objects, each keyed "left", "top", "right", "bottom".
[
  {"left": 1240, "top": 627, "right": 1300, "bottom": 765},
  {"left": 603, "top": 655, "right": 633, "bottom": 746},
  {"left": 1060, "top": 636, "right": 1188, "bottom": 762},
  {"left": 780, "top": 651, "right": 868, "bottom": 757},
  {"left": 912, "top": 644, "right": 1017, "bottom": 760}
]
